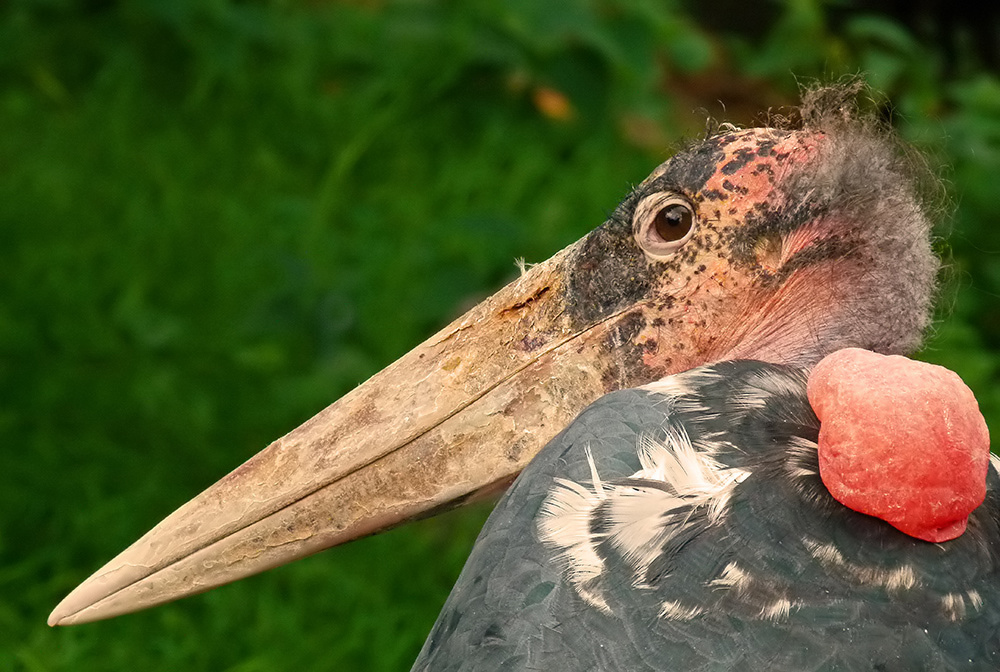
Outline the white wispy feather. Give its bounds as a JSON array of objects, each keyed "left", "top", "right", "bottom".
[{"left": 538, "top": 427, "right": 750, "bottom": 602}]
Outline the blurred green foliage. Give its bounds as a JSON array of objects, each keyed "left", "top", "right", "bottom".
[{"left": 2, "top": 0, "right": 999, "bottom": 670}]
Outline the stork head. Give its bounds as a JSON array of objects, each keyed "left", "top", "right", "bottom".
[{"left": 50, "top": 85, "right": 940, "bottom": 625}]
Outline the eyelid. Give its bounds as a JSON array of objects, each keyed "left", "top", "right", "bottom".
[{"left": 633, "top": 193, "right": 698, "bottom": 260}]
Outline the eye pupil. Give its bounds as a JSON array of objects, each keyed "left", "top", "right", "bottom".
[
  {"left": 633, "top": 195, "right": 697, "bottom": 258},
  {"left": 654, "top": 204, "right": 693, "bottom": 242}
]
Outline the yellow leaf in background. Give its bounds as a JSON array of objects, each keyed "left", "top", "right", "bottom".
[{"left": 533, "top": 86, "right": 574, "bottom": 121}]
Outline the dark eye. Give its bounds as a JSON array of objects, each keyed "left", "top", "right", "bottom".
[
  {"left": 633, "top": 194, "right": 697, "bottom": 258},
  {"left": 653, "top": 204, "right": 694, "bottom": 242}
]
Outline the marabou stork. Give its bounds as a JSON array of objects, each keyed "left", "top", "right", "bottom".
[{"left": 49, "top": 86, "right": 999, "bottom": 669}]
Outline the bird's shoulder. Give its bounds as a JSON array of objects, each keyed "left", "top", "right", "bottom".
[{"left": 413, "top": 362, "right": 1000, "bottom": 672}]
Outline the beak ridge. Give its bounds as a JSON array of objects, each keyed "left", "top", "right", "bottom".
[{"left": 50, "top": 242, "right": 658, "bottom": 625}]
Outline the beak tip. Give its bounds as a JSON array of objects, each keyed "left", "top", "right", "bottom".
[
  {"left": 48, "top": 571, "right": 115, "bottom": 627},
  {"left": 49, "top": 582, "right": 93, "bottom": 626},
  {"left": 48, "top": 600, "right": 73, "bottom": 627},
  {"left": 48, "top": 592, "right": 106, "bottom": 627}
]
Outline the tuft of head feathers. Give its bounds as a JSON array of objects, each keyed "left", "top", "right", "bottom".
[
  {"left": 679, "top": 80, "right": 942, "bottom": 365},
  {"left": 785, "top": 81, "right": 942, "bottom": 357}
]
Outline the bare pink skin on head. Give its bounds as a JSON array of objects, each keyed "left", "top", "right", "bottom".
[{"left": 807, "top": 348, "right": 991, "bottom": 543}]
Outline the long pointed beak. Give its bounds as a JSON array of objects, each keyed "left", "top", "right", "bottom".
[
  {"left": 52, "top": 123, "right": 895, "bottom": 627},
  {"left": 49, "top": 240, "right": 667, "bottom": 625}
]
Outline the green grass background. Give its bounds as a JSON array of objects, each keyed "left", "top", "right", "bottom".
[{"left": 3, "top": 1, "right": 1000, "bottom": 669}]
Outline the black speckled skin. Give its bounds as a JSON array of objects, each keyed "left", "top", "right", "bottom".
[{"left": 412, "top": 363, "right": 1000, "bottom": 672}]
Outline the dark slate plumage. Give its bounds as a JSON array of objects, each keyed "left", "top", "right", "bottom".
[{"left": 413, "top": 362, "right": 1000, "bottom": 671}]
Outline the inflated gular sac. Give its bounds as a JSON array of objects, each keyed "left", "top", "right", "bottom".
[{"left": 807, "top": 348, "right": 991, "bottom": 542}]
